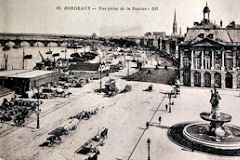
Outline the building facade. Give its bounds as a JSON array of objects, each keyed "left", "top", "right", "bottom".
[
  {"left": 179, "top": 4, "right": 240, "bottom": 89},
  {"left": 141, "top": 10, "right": 184, "bottom": 58},
  {"left": 0, "top": 70, "right": 58, "bottom": 95}
]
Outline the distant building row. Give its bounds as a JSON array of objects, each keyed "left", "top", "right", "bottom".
[{"left": 139, "top": 10, "right": 184, "bottom": 57}]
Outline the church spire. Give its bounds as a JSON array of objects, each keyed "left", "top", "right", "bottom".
[
  {"left": 173, "top": 9, "right": 178, "bottom": 35},
  {"left": 174, "top": 9, "right": 177, "bottom": 24}
]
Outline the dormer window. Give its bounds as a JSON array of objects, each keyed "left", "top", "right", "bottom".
[
  {"left": 208, "top": 34, "right": 214, "bottom": 39},
  {"left": 198, "top": 33, "right": 204, "bottom": 38}
]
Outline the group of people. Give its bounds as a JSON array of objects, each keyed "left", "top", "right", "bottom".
[
  {"left": 146, "top": 116, "right": 162, "bottom": 129},
  {"left": 69, "top": 108, "right": 98, "bottom": 120},
  {"left": 145, "top": 79, "right": 181, "bottom": 129},
  {"left": 0, "top": 98, "right": 37, "bottom": 125}
]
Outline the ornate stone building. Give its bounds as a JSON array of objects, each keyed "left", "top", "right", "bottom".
[
  {"left": 173, "top": 9, "right": 178, "bottom": 36},
  {"left": 179, "top": 4, "right": 240, "bottom": 89},
  {"left": 141, "top": 10, "right": 184, "bottom": 57}
]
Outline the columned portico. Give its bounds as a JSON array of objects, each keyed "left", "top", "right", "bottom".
[
  {"left": 221, "top": 73, "right": 225, "bottom": 89},
  {"left": 191, "top": 71, "right": 194, "bottom": 87},
  {"left": 180, "top": 50, "right": 184, "bottom": 68},
  {"left": 191, "top": 50, "right": 194, "bottom": 69},
  {"left": 200, "top": 71, "right": 205, "bottom": 87},
  {"left": 201, "top": 51, "right": 204, "bottom": 69},
  {"left": 232, "top": 72, "right": 237, "bottom": 89},
  {"left": 233, "top": 49, "right": 237, "bottom": 71},
  {"left": 211, "top": 73, "right": 215, "bottom": 87},
  {"left": 221, "top": 50, "right": 225, "bottom": 70},
  {"left": 211, "top": 51, "right": 215, "bottom": 70},
  {"left": 180, "top": 70, "right": 184, "bottom": 85}
]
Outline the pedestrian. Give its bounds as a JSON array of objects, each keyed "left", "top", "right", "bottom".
[
  {"left": 146, "top": 121, "right": 149, "bottom": 129},
  {"left": 158, "top": 116, "right": 161, "bottom": 126},
  {"left": 165, "top": 104, "right": 168, "bottom": 111},
  {"left": 169, "top": 105, "right": 171, "bottom": 113}
]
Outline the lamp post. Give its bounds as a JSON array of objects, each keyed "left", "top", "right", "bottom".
[
  {"left": 64, "top": 49, "right": 67, "bottom": 60},
  {"left": 99, "top": 46, "right": 106, "bottom": 92},
  {"left": 147, "top": 138, "right": 151, "bottom": 160},
  {"left": 126, "top": 56, "right": 131, "bottom": 80},
  {"left": 22, "top": 47, "right": 25, "bottom": 70},
  {"left": 100, "top": 63, "right": 102, "bottom": 92},
  {"left": 99, "top": 57, "right": 104, "bottom": 92},
  {"left": 124, "top": 53, "right": 126, "bottom": 68},
  {"left": 36, "top": 87, "right": 41, "bottom": 129}
]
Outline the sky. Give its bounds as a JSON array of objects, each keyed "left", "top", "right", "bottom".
[{"left": 0, "top": 0, "right": 239, "bottom": 36}]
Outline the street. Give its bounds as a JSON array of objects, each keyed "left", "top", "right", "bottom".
[{"left": 1, "top": 64, "right": 240, "bottom": 160}]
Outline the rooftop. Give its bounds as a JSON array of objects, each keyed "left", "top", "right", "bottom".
[
  {"left": 0, "top": 70, "right": 57, "bottom": 79},
  {"left": 0, "top": 86, "right": 13, "bottom": 96},
  {"left": 184, "top": 28, "right": 240, "bottom": 44},
  {"left": 183, "top": 4, "right": 240, "bottom": 45}
]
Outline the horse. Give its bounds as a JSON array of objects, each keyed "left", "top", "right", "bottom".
[
  {"left": 100, "top": 128, "right": 108, "bottom": 139},
  {"left": 13, "top": 109, "right": 28, "bottom": 126},
  {"left": 47, "top": 135, "right": 61, "bottom": 147},
  {"left": 64, "top": 92, "right": 72, "bottom": 98}
]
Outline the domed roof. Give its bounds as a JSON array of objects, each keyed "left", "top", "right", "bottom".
[{"left": 203, "top": 3, "right": 210, "bottom": 13}]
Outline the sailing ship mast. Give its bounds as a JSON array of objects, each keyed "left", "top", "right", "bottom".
[
  {"left": 22, "top": 47, "right": 25, "bottom": 69},
  {"left": 4, "top": 53, "right": 8, "bottom": 70}
]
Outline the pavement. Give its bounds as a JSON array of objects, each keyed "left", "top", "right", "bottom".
[{"left": 1, "top": 60, "right": 240, "bottom": 160}]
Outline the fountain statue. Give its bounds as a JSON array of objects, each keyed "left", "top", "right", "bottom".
[{"left": 183, "top": 88, "right": 240, "bottom": 149}]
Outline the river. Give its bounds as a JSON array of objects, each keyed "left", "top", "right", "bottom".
[{"left": 0, "top": 42, "right": 90, "bottom": 70}]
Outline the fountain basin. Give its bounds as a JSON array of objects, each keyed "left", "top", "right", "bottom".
[
  {"left": 183, "top": 122, "right": 240, "bottom": 150},
  {"left": 200, "top": 112, "right": 232, "bottom": 123}
]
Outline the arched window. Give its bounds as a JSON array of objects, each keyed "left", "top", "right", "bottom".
[
  {"left": 198, "top": 33, "right": 204, "bottom": 38},
  {"left": 194, "top": 71, "right": 201, "bottom": 86},
  {"left": 204, "top": 72, "right": 211, "bottom": 87}
]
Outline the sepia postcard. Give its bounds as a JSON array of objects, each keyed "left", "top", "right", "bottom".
[{"left": 0, "top": 0, "right": 240, "bottom": 159}]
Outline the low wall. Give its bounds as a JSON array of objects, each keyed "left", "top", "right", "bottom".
[{"left": 127, "top": 68, "right": 178, "bottom": 85}]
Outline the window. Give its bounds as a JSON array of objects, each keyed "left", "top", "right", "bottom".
[
  {"left": 226, "top": 58, "right": 233, "bottom": 70},
  {"left": 195, "top": 58, "right": 201, "bottom": 69},
  {"left": 208, "top": 34, "right": 214, "bottom": 39},
  {"left": 198, "top": 33, "right": 204, "bottom": 38},
  {"left": 205, "top": 56, "right": 211, "bottom": 69},
  {"left": 215, "top": 58, "right": 220, "bottom": 65},
  {"left": 183, "top": 57, "right": 190, "bottom": 67}
]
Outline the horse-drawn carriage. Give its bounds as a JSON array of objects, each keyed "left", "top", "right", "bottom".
[
  {"left": 0, "top": 99, "right": 38, "bottom": 125},
  {"left": 76, "top": 128, "right": 108, "bottom": 160},
  {"left": 69, "top": 108, "right": 98, "bottom": 121},
  {"left": 103, "top": 79, "right": 119, "bottom": 97},
  {"left": 43, "top": 119, "right": 79, "bottom": 147},
  {"left": 52, "top": 88, "right": 72, "bottom": 98},
  {"left": 46, "top": 127, "right": 69, "bottom": 147}
]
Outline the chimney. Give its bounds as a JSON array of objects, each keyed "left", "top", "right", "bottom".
[
  {"left": 232, "top": 21, "right": 236, "bottom": 27},
  {"left": 220, "top": 20, "right": 223, "bottom": 27}
]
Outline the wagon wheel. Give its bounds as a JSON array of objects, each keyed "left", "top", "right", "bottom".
[{"left": 64, "top": 130, "right": 69, "bottom": 135}]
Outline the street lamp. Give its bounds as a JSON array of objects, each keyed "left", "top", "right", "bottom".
[
  {"left": 147, "top": 138, "right": 151, "bottom": 160},
  {"left": 64, "top": 49, "right": 67, "bottom": 60},
  {"left": 36, "top": 87, "right": 41, "bottom": 129},
  {"left": 99, "top": 58, "right": 105, "bottom": 92},
  {"left": 125, "top": 56, "right": 131, "bottom": 80}
]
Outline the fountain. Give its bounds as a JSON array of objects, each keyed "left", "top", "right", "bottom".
[{"left": 183, "top": 88, "right": 240, "bottom": 150}]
